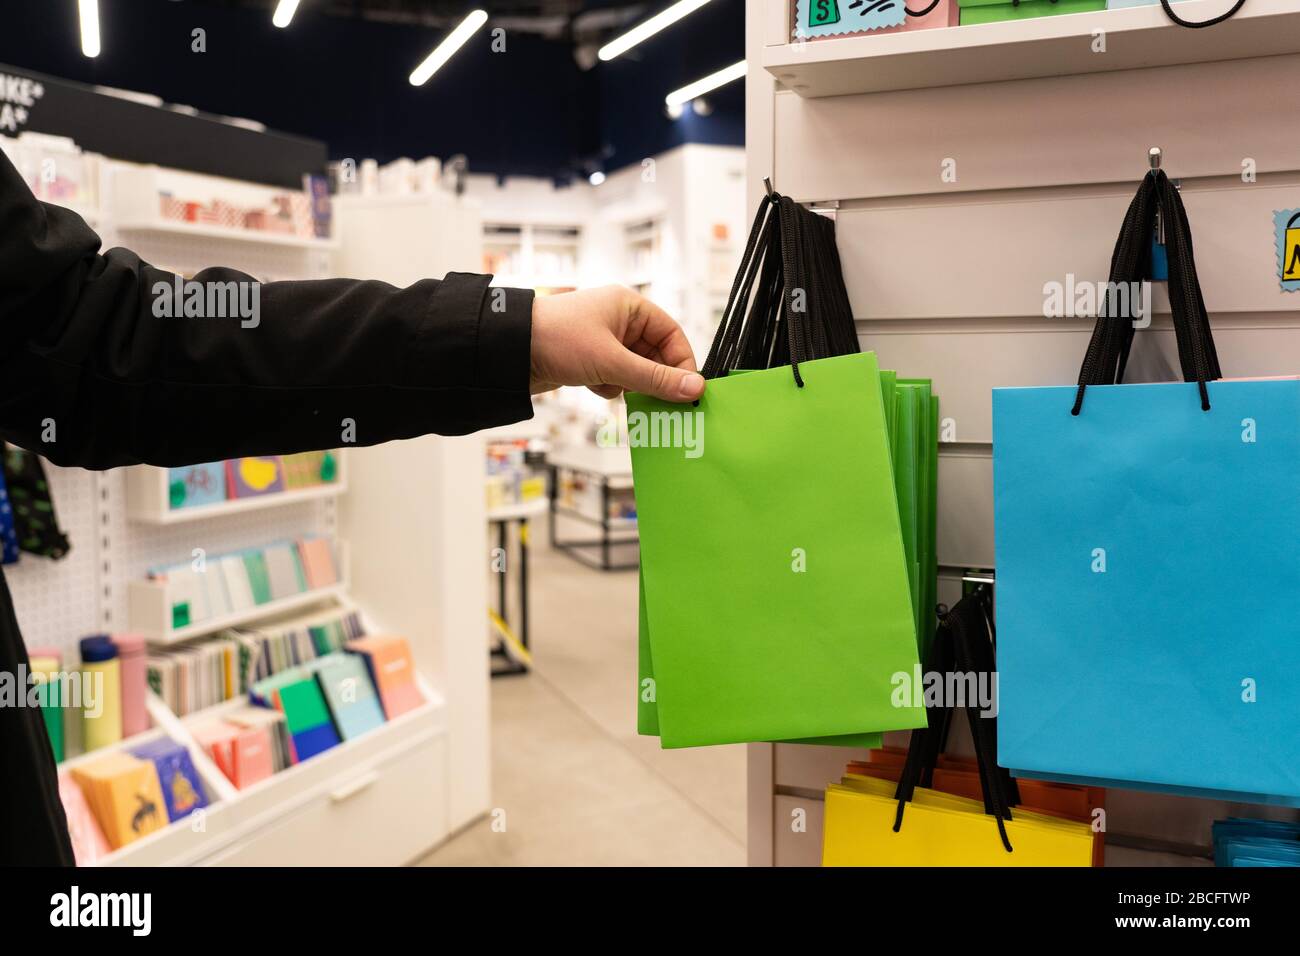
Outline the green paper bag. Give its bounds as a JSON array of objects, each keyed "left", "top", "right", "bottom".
[
  {"left": 637, "top": 570, "right": 883, "bottom": 747},
  {"left": 629, "top": 351, "right": 926, "bottom": 749}
]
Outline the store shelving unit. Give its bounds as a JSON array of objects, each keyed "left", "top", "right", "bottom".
[
  {"left": 765, "top": 0, "right": 1300, "bottom": 97},
  {"left": 2, "top": 141, "right": 489, "bottom": 865},
  {"left": 70, "top": 675, "right": 447, "bottom": 867},
  {"left": 123, "top": 454, "right": 348, "bottom": 525},
  {"left": 746, "top": 0, "right": 1300, "bottom": 866},
  {"left": 483, "top": 221, "right": 582, "bottom": 292}
]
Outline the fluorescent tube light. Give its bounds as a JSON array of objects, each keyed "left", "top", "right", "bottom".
[
  {"left": 409, "top": 10, "right": 490, "bottom": 87},
  {"left": 598, "top": 0, "right": 714, "bottom": 62},
  {"left": 273, "top": 1, "right": 301, "bottom": 29},
  {"left": 665, "top": 60, "right": 745, "bottom": 108},
  {"left": 79, "top": 0, "right": 101, "bottom": 58}
]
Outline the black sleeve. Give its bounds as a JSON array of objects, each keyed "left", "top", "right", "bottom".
[{"left": 0, "top": 147, "right": 535, "bottom": 469}]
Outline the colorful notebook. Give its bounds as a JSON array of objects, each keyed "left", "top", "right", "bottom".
[
  {"left": 264, "top": 542, "right": 307, "bottom": 600},
  {"left": 70, "top": 751, "right": 169, "bottom": 849},
  {"left": 168, "top": 462, "right": 226, "bottom": 510},
  {"left": 57, "top": 772, "right": 112, "bottom": 865},
  {"left": 297, "top": 537, "right": 338, "bottom": 589},
  {"left": 314, "top": 653, "right": 386, "bottom": 740},
  {"left": 226, "top": 456, "right": 286, "bottom": 498},
  {"left": 129, "top": 737, "right": 209, "bottom": 822},
  {"left": 242, "top": 550, "right": 273, "bottom": 604},
  {"left": 346, "top": 635, "right": 423, "bottom": 720}
]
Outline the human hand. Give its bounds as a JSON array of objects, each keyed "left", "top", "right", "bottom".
[{"left": 529, "top": 286, "right": 705, "bottom": 402}]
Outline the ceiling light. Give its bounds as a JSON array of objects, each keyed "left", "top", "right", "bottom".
[
  {"left": 589, "top": 171, "right": 606, "bottom": 186},
  {"left": 79, "top": 0, "right": 101, "bottom": 58},
  {"left": 409, "top": 10, "right": 489, "bottom": 87},
  {"left": 665, "top": 60, "right": 745, "bottom": 108},
  {"left": 272, "top": 1, "right": 301, "bottom": 29},
  {"left": 598, "top": 0, "right": 714, "bottom": 62}
]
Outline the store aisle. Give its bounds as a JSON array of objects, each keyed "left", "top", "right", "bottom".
[{"left": 417, "top": 538, "right": 747, "bottom": 867}]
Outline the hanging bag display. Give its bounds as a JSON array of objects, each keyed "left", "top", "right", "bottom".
[
  {"left": 630, "top": 188, "right": 926, "bottom": 749},
  {"left": 993, "top": 168, "right": 1300, "bottom": 804},
  {"left": 822, "top": 588, "right": 1095, "bottom": 866}
]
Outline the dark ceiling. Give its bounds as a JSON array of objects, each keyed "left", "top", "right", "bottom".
[{"left": 0, "top": 0, "right": 745, "bottom": 180}]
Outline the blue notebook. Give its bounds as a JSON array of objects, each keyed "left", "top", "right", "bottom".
[{"left": 314, "top": 653, "right": 386, "bottom": 741}]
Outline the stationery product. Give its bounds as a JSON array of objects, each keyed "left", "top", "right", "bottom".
[
  {"left": 252, "top": 669, "right": 340, "bottom": 762},
  {"left": 219, "top": 554, "right": 256, "bottom": 611},
  {"left": 281, "top": 450, "right": 339, "bottom": 489},
  {"left": 631, "top": 192, "right": 924, "bottom": 748},
  {"left": 795, "top": 0, "right": 906, "bottom": 36},
  {"left": 958, "top": 0, "right": 1106, "bottom": 24},
  {"left": 242, "top": 549, "right": 273, "bottom": 604},
  {"left": 994, "top": 169, "right": 1300, "bottom": 803},
  {"left": 29, "top": 653, "right": 65, "bottom": 762},
  {"left": 225, "top": 456, "right": 286, "bottom": 497},
  {"left": 314, "top": 652, "right": 386, "bottom": 740},
  {"left": 57, "top": 772, "right": 112, "bottom": 865},
  {"left": 129, "top": 737, "right": 208, "bottom": 822},
  {"left": 111, "top": 635, "right": 149, "bottom": 738},
  {"left": 70, "top": 751, "right": 168, "bottom": 849},
  {"left": 79, "top": 635, "right": 122, "bottom": 752},
  {"left": 296, "top": 536, "right": 339, "bottom": 589},
  {"left": 193, "top": 719, "right": 276, "bottom": 790},
  {"left": 346, "top": 635, "right": 423, "bottom": 720},
  {"left": 263, "top": 541, "right": 307, "bottom": 600},
  {"left": 146, "top": 635, "right": 246, "bottom": 716},
  {"left": 225, "top": 704, "right": 293, "bottom": 773},
  {"left": 167, "top": 462, "right": 226, "bottom": 510}
]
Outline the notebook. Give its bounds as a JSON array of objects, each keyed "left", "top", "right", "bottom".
[
  {"left": 346, "top": 635, "right": 423, "bottom": 720},
  {"left": 314, "top": 653, "right": 386, "bottom": 740}
]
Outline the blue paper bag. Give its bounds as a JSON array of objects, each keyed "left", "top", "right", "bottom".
[{"left": 993, "top": 378, "right": 1300, "bottom": 804}]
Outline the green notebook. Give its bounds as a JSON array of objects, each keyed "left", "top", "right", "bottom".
[
  {"left": 959, "top": 0, "right": 1106, "bottom": 25},
  {"left": 242, "top": 550, "right": 273, "bottom": 604}
]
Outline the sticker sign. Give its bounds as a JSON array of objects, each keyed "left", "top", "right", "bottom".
[
  {"left": 795, "top": 0, "right": 905, "bottom": 38},
  {"left": 1275, "top": 209, "right": 1300, "bottom": 292}
]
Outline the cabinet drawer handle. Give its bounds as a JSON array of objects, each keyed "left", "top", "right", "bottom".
[{"left": 329, "top": 770, "right": 381, "bottom": 803}]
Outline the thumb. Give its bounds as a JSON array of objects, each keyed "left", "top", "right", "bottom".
[{"left": 608, "top": 347, "right": 705, "bottom": 403}]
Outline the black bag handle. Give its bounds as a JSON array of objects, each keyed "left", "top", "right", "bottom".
[
  {"left": 892, "top": 586, "right": 1018, "bottom": 853},
  {"left": 1072, "top": 168, "right": 1221, "bottom": 415},
  {"left": 1159, "top": 0, "right": 1246, "bottom": 28},
  {"left": 701, "top": 186, "right": 859, "bottom": 388}
]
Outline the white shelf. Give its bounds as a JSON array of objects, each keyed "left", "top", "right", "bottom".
[
  {"left": 116, "top": 218, "right": 339, "bottom": 249},
  {"left": 125, "top": 457, "right": 347, "bottom": 525},
  {"left": 128, "top": 543, "right": 351, "bottom": 645},
  {"left": 87, "top": 681, "right": 447, "bottom": 866},
  {"left": 764, "top": 0, "right": 1300, "bottom": 98}
]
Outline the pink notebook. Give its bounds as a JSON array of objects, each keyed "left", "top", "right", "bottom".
[
  {"left": 296, "top": 537, "right": 338, "bottom": 589},
  {"left": 58, "top": 772, "right": 112, "bottom": 866}
]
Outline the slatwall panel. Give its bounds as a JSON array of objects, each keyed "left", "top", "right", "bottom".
[{"left": 747, "top": 0, "right": 1300, "bottom": 865}]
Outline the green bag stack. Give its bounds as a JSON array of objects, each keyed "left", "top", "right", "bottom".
[{"left": 631, "top": 191, "right": 939, "bottom": 749}]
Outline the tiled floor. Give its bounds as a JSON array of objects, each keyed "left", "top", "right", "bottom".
[{"left": 416, "top": 535, "right": 747, "bottom": 867}]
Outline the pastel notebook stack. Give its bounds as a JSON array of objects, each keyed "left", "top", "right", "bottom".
[
  {"left": 1213, "top": 819, "right": 1300, "bottom": 867},
  {"left": 150, "top": 537, "right": 340, "bottom": 630},
  {"left": 313, "top": 652, "right": 386, "bottom": 740},
  {"left": 225, "top": 705, "right": 293, "bottom": 775},
  {"left": 346, "top": 635, "right": 423, "bottom": 720},
  {"left": 237, "top": 607, "right": 365, "bottom": 680},
  {"left": 129, "top": 738, "right": 209, "bottom": 822},
  {"left": 251, "top": 668, "right": 340, "bottom": 763},
  {"left": 70, "top": 751, "right": 170, "bottom": 850},
  {"left": 192, "top": 717, "right": 276, "bottom": 789}
]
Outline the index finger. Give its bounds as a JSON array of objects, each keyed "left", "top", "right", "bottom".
[{"left": 626, "top": 295, "right": 699, "bottom": 373}]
